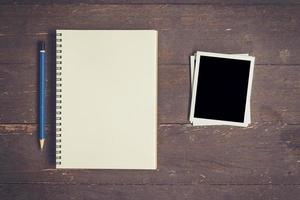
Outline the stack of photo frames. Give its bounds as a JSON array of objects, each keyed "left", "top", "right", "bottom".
[{"left": 189, "top": 52, "right": 255, "bottom": 127}]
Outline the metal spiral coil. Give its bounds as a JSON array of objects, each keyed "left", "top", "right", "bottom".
[{"left": 56, "top": 31, "right": 63, "bottom": 166}]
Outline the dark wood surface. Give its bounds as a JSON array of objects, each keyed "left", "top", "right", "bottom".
[
  {"left": 1, "top": 0, "right": 300, "bottom": 5},
  {"left": 0, "top": 1, "right": 299, "bottom": 200}
]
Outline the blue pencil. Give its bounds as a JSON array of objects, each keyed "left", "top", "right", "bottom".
[{"left": 39, "top": 41, "right": 46, "bottom": 150}]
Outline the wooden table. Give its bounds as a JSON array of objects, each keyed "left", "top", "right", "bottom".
[{"left": 0, "top": 1, "right": 299, "bottom": 199}]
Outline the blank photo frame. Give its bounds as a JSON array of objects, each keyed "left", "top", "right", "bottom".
[{"left": 190, "top": 52, "right": 255, "bottom": 127}]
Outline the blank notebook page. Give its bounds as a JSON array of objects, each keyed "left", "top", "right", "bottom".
[{"left": 56, "top": 30, "right": 157, "bottom": 169}]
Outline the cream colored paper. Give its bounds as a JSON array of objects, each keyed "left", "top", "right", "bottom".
[{"left": 56, "top": 30, "right": 157, "bottom": 169}]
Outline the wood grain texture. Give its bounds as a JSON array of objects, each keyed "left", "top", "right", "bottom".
[
  {"left": 0, "top": 5, "right": 300, "bottom": 65},
  {"left": 0, "top": 184, "right": 300, "bottom": 200},
  {"left": 1, "top": 64, "right": 299, "bottom": 124},
  {"left": 0, "top": 2, "right": 300, "bottom": 200},
  {"left": 1, "top": 0, "right": 300, "bottom": 5},
  {"left": 0, "top": 124, "right": 299, "bottom": 185}
]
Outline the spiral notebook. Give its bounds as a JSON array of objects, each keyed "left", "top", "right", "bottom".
[{"left": 56, "top": 30, "right": 157, "bottom": 169}]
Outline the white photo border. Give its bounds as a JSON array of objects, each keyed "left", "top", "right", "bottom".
[{"left": 189, "top": 51, "right": 255, "bottom": 127}]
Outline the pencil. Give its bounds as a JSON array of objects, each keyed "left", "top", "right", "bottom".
[{"left": 39, "top": 41, "right": 46, "bottom": 150}]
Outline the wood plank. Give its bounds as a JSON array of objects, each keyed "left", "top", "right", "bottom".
[
  {"left": 0, "top": 183, "right": 300, "bottom": 200},
  {"left": 0, "top": 64, "right": 299, "bottom": 124},
  {"left": 159, "top": 64, "right": 300, "bottom": 124},
  {"left": 1, "top": 0, "right": 300, "bottom": 5},
  {"left": 0, "top": 124, "right": 299, "bottom": 185},
  {"left": 0, "top": 5, "right": 300, "bottom": 64}
]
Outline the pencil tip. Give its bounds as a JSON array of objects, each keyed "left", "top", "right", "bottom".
[{"left": 40, "top": 139, "right": 45, "bottom": 150}]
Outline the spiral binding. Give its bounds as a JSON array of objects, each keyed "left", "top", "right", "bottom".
[{"left": 56, "top": 32, "right": 62, "bottom": 166}]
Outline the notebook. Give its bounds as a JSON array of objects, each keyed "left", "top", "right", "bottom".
[{"left": 56, "top": 30, "right": 157, "bottom": 169}]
